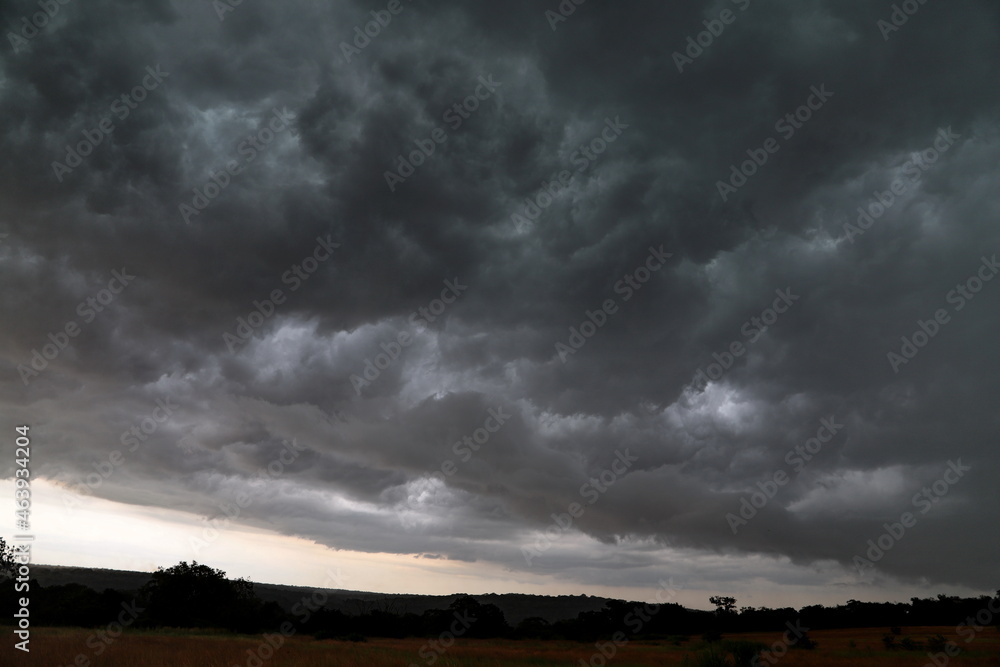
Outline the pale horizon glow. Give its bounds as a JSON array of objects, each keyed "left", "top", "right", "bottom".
[{"left": 4, "top": 479, "right": 988, "bottom": 613}]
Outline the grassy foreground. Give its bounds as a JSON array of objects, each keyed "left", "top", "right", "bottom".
[{"left": 4, "top": 625, "right": 999, "bottom": 666}]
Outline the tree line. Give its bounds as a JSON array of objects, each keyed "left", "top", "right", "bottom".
[{"left": 1, "top": 553, "right": 997, "bottom": 642}]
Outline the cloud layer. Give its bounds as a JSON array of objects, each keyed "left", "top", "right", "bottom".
[{"left": 2, "top": 0, "right": 999, "bottom": 599}]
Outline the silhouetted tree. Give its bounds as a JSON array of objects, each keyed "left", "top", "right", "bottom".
[
  {"left": 709, "top": 595, "right": 738, "bottom": 632},
  {"left": 709, "top": 596, "right": 737, "bottom": 615},
  {"left": 137, "top": 561, "right": 263, "bottom": 631},
  {"left": 448, "top": 596, "right": 509, "bottom": 638},
  {"left": 0, "top": 537, "right": 17, "bottom": 580}
]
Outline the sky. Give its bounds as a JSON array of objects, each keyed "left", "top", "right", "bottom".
[{"left": 1, "top": 0, "right": 999, "bottom": 612}]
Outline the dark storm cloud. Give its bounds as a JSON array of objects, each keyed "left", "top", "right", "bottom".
[{"left": 2, "top": 0, "right": 999, "bottom": 596}]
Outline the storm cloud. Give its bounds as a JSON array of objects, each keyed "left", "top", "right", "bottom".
[{"left": 2, "top": 0, "right": 998, "bottom": 601}]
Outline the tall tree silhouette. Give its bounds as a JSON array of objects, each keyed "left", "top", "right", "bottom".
[{"left": 137, "top": 561, "right": 262, "bottom": 631}]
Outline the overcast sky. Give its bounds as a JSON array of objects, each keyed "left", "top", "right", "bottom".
[{"left": 2, "top": 0, "right": 998, "bottom": 610}]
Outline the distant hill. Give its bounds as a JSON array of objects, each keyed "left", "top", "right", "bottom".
[{"left": 28, "top": 564, "right": 632, "bottom": 624}]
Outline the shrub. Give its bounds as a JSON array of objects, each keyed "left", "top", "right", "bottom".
[
  {"left": 690, "top": 645, "right": 729, "bottom": 667},
  {"left": 900, "top": 637, "right": 921, "bottom": 651},
  {"left": 926, "top": 634, "right": 948, "bottom": 652},
  {"left": 882, "top": 634, "right": 896, "bottom": 650},
  {"left": 793, "top": 631, "right": 818, "bottom": 650},
  {"left": 136, "top": 561, "right": 265, "bottom": 632},
  {"left": 701, "top": 628, "right": 722, "bottom": 643},
  {"left": 723, "top": 639, "right": 766, "bottom": 666}
]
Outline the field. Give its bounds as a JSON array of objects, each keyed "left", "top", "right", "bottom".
[{"left": 6, "top": 626, "right": 1000, "bottom": 666}]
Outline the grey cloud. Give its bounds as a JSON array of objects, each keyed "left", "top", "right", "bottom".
[{"left": 2, "top": 0, "right": 999, "bottom": 598}]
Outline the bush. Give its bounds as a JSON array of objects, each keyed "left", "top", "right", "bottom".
[
  {"left": 723, "top": 639, "right": 766, "bottom": 666},
  {"left": 793, "top": 631, "right": 818, "bottom": 650},
  {"left": 688, "top": 641, "right": 765, "bottom": 667},
  {"left": 136, "top": 561, "right": 265, "bottom": 632},
  {"left": 900, "top": 637, "right": 921, "bottom": 651},
  {"left": 701, "top": 628, "right": 722, "bottom": 643},
  {"left": 882, "top": 634, "right": 896, "bottom": 650},
  {"left": 926, "top": 634, "right": 948, "bottom": 652},
  {"left": 690, "top": 645, "right": 729, "bottom": 667}
]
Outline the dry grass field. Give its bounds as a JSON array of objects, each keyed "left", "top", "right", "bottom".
[{"left": 6, "top": 625, "right": 1000, "bottom": 666}]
